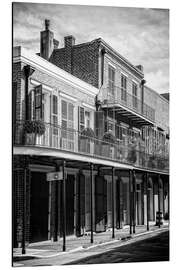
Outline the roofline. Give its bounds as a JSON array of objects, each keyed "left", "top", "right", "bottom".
[
  {"left": 13, "top": 46, "right": 99, "bottom": 97},
  {"left": 96, "top": 38, "right": 144, "bottom": 78},
  {"left": 54, "top": 37, "right": 144, "bottom": 78}
]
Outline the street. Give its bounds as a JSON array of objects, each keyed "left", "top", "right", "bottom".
[
  {"left": 67, "top": 230, "right": 169, "bottom": 264},
  {"left": 13, "top": 230, "right": 169, "bottom": 266}
]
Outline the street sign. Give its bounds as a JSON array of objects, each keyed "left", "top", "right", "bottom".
[{"left": 47, "top": 171, "right": 63, "bottom": 181}]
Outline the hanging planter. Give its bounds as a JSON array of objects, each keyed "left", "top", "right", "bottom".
[
  {"left": 23, "top": 120, "right": 45, "bottom": 145},
  {"left": 102, "top": 131, "right": 117, "bottom": 144},
  {"left": 23, "top": 120, "right": 45, "bottom": 135}
]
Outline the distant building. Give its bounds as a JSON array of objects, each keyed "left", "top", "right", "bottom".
[{"left": 13, "top": 20, "right": 169, "bottom": 249}]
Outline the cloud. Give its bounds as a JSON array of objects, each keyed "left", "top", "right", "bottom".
[{"left": 13, "top": 3, "right": 169, "bottom": 93}]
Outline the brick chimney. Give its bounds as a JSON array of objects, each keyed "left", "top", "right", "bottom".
[
  {"left": 40, "top": 19, "right": 54, "bottom": 60},
  {"left": 64, "top": 35, "right": 75, "bottom": 48},
  {"left": 64, "top": 35, "right": 75, "bottom": 73}
]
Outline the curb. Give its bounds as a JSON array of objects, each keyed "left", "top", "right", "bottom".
[{"left": 13, "top": 227, "right": 169, "bottom": 260}]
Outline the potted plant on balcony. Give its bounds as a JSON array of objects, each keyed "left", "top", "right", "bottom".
[
  {"left": 79, "top": 127, "right": 95, "bottom": 153},
  {"left": 102, "top": 131, "right": 117, "bottom": 158},
  {"left": 23, "top": 120, "right": 45, "bottom": 145}
]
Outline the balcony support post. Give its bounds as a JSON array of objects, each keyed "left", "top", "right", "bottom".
[
  {"left": 129, "top": 170, "right": 132, "bottom": 235},
  {"left": 112, "top": 167, "right": 115, "bottom": 238},
  {"left": 158, "top": 174, "right": 161, "bottom": 228},
  {"left": 146, "top": 172, "right": 149, "bottom": 231},
  {"left": 62, "top": 160, "right": 66, "bottom": 251},
  {"left": 90, "top": 163, "right": 94, "bottom": 243},
  {"left": 132, "top": 170, "right": 136, "bottom": 234}
]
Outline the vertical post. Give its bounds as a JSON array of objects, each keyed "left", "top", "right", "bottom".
[
  {"left": 90, "top": 163, "right": 94, "bottom": 243},
  {"left": 133, "top": 170, "right": 136, "bottom": 234},
  {"left": 146, "top": 172, "right": 149, "bottom": 231},
  {"left": 62, "top": 160, "right": 66, "bottom": 251},
  {"left": 158, "top": 175, "right": 161, "bottom": 228},
  {"left": 112, "top": 167, "right": 115, "bottom": 238},
  {"left": 129, "top": 170, "right": 132, "bottom": 234},
  {"left": 78, "top": 172, "right": 81, "bottom": 236},
  {"left": 22, "top": 157, "right": 27, "bottom": 254}
]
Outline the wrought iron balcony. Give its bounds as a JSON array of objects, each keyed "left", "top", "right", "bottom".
[
  {"left": 14, "top": 121, "right": 169, "bottom": 173},
  {"left": 99, "top": 86, "right": 155, "bottom": 124}
]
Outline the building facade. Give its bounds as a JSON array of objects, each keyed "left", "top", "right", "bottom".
[{"left": 13, "top": 20, "right": 169, "bottom": 250}]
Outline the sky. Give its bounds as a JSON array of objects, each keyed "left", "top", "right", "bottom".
[{"left": 13, "top": 2, "right": 169, "bottom": 94}]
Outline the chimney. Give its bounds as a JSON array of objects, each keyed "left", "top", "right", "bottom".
[
  {"left": 64, "top": 35, "right": 75, "bottom": 48},
  {"left": 136, "top": 65, "right": 144, "bottom": 73},
  {"left": 40, "top": 19, "right": 54, "bottom": 60},
  {"left": 64, "top": 35, "right": 75, "bottom": 74}
]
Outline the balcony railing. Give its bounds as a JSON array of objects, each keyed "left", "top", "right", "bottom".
[
  {"left": 14, "top": 121, "right": 169, "bottom": 173},
  {"left": 100, "top": 86, "right": 155, "bottom": 122}
]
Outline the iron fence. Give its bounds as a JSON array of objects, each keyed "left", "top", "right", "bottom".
[{"left": 14, "top": 121, "right": 168, "bottom": 172}]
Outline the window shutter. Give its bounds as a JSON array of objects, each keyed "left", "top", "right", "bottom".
[
  {"left": 28, "top": 90, "right": 33, "bottom": 120},
  {"left": 34, "top": 85, "right": 42, "bottom": 120},
  {"left": 95, "top": 111, "right": 104, "bottom": 138},
  {"left": 79, "top": 106, "right": 85, "bottom": 131}
]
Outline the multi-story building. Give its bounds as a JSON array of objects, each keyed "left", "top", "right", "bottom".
[{"left": 13, "top": 20, "right": 169, "bottom": 251}]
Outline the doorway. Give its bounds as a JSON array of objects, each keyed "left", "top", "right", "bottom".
[{"left": 30, "top": 172, "right": 49, "bottom": 243}]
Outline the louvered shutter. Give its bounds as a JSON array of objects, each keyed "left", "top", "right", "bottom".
[
  {"left": 34, "top": 85, "right": 43, "bottom": 120},
  {"left": 94, "top": 111, "right": 104, "bottom": 138}
]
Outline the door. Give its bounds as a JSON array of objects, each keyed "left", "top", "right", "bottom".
[
  {"left": 60, "top": 174, "right": 75, "bottom": 236},
  {"left": 30, "top": 172, "right": 49, "bottom": 242}
]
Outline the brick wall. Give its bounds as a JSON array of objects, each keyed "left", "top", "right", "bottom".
[
  {"left": 13, "top": 155, "right": 31, "bottom": 247},
  {"left": 50, "top": 40, "right": 100, "bottom": 88}
]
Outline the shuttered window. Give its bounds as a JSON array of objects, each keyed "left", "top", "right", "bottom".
[
  {"left": 61, "top": 100, "right": 74, "bottom": 150},
  {"left": 34, "top": 85, "right": 43, "bottom": 120},
  {"left": 79, "top": 107, "right": 85, "bottom": 131},
  {"left": 121, "top": 74, "right": 127, "bottom": 102},
  {"left": 108, "top": 65, "right": 115, "bottom": 95},
  {"left": 132, "top": 82, "right": 138, "bottom": 109}
]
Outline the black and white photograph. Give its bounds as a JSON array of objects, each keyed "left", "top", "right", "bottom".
[{"left": 11, "top": 0, "right": 171, "bottom": 267}]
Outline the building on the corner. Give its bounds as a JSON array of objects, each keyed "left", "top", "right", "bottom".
[{"left": 13, "top": 20, "right": 169, "bottom": 248}]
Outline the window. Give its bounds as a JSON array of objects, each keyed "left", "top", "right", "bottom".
[
  {"left": 61, "top": 100, "right": 74, "bottom": 150},
  {"left": 121, "top": 74, "right": 127, "bottom": 102},
  {"left": 108, "top": 65, "right": 115, "bottom": 95},
  {"left": 132, "top": 82, "right": 138, "bottom": 109},
  {"left": 52, "top": 95, "right": 58, "bottom": 135},
  {"left": 79, "top": 107, "right": 91, "bottom": 131},
  {"left": 34, "top": 85, "right": 43, "bottom": 120},
  {"left": 79, "top": 107, "right": 85, "bottom": 131},
  {"left": 85, "top": 111, "right": 90, "bottom": 128}
]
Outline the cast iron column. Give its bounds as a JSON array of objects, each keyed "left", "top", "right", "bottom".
[
  {"left": 146, "top": 172, "right": 149, "bottom": 231},
  {"left": 90, "top": 163, "right": 94, "bottom": 243},
  {"left": 158, "top": 174, "right": 161, "bottom": 228},
  {"left": 129, "top": 170, "right": 132, "bottom": 234},
  {"left": 133, "top": 170, "right": 136, "bottom": 234},
  {"left": 112, "top": 167, "right": 115, "bottom": 238},
  {"left": 62, "top": 160, "right": 66, "bottom": 251}
]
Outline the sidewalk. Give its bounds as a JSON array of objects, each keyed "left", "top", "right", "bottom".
[{"left": 13, "top": 222, "right": 169, "bottom": 260}]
